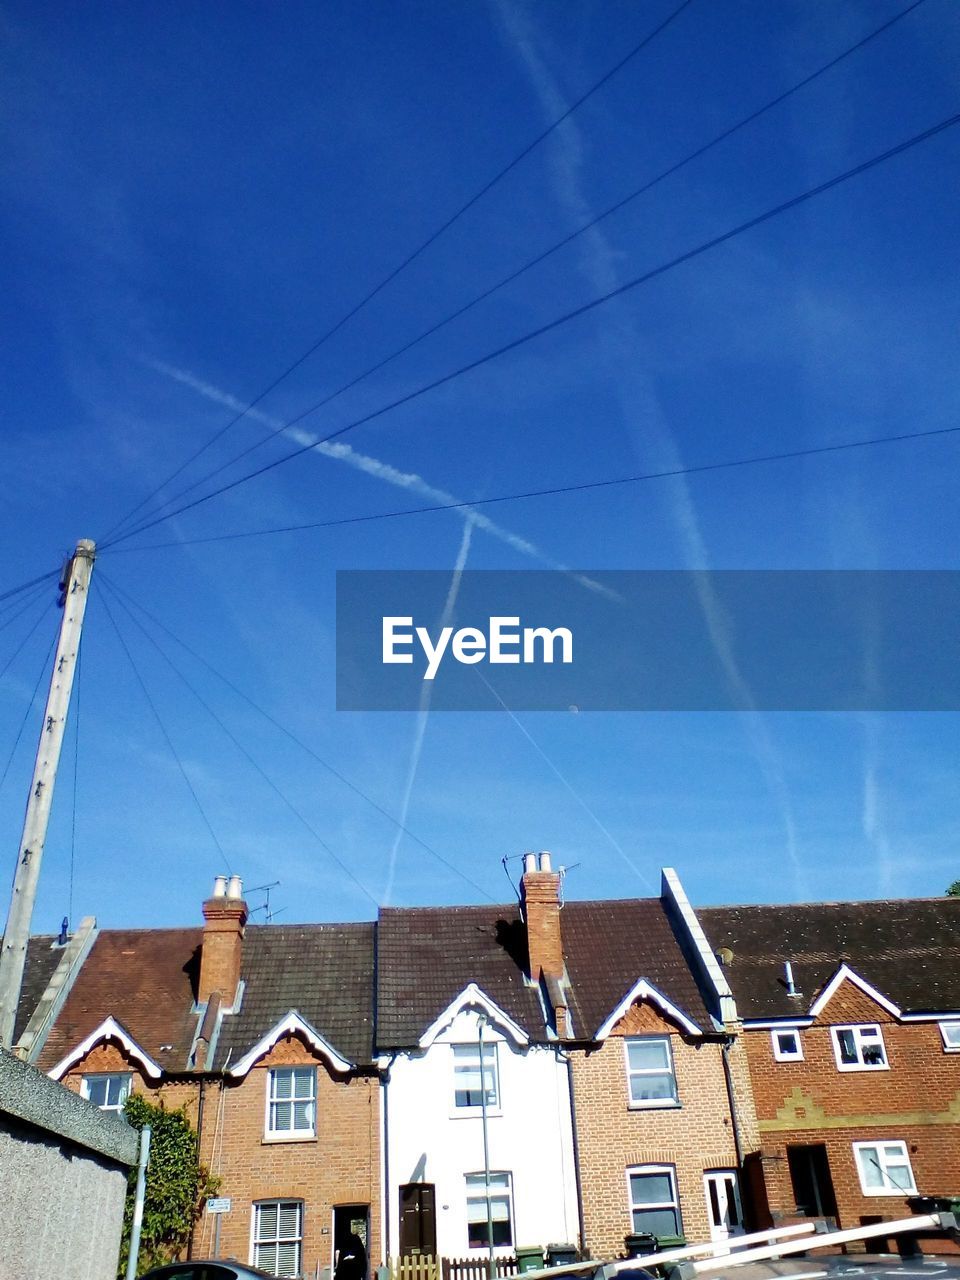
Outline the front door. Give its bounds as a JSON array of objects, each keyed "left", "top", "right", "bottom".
[
  {"left": 333, "top": 1204, "right": 370, "bottom": 1280},
  {"left": 787, "top": 1144, "right": 839, "bottom": 1221},
  {"left": 399, "top": 1183, "right": 437, "bottom": 1258},
  {"left": 704, "top": 1170, "right": 745, "bottom": 1247}
]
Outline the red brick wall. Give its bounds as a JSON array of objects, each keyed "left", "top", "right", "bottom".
[
  {"left": 195, "top": 1032, "right": 381, "bottom": 1273},
  {"left": 59, "top": 1032, "right": 382, "bottom": 1271},
  {"left": 571, "top": 1001, "right": 741, "bottom": 1258},
  {"left": 746, "top": 976, "right": 960, "bottom": 1245}
]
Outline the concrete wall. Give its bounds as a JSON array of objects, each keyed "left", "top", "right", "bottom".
[
  {"left": 385, "top": 1005, "right": 579, "bottom": 1261},
  {"left": 0, "top": 1048, "right": 138, "bottom": 1280}
]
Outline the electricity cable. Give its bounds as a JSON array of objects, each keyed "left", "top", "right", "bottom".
[
  {"left": 101, "top": 578, "right": 380, "bottom": 908},
  {"left": 0, "top": 579, "right": 50, "bottom": 627},
  {"left": 103, "top": 108, "right": 960, "bottom": 550},
  {"left": 0, "top": 568, "right": 60, "bottom": 609},
  {"left": 98, "top": 571, "right": 496, "bottom": 903},
  {"left": 0, "top": 598, "right": 54, "bottom": 681},
  {"left": 0, "top": 629, "right": 57, "bottom": 798},
  {"left": 98, "top": 0, "right": 695, "bottom": 545},
  {"left": 123, "top": 0, "right": 931, "bottom": 528},
  {"left": 94, "top": 581, "right": 232, "bottom": 874},
  {"left": 100, "top": 421, "right": 960, "bottom": 553}
]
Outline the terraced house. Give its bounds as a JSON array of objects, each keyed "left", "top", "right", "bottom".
[
  {"left": 10, "top": 869, "right": 960, "bottom": 1276},
  {"left": 701, "top": 897, "right": 960, "bottom": 1242}
]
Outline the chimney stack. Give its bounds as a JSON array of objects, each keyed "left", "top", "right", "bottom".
[
  {"left": 521, "top": 851, "right": 563, "bottom": 983},
  {"left": 198, "top": 875, "right": 248, "bottom": 1007}
]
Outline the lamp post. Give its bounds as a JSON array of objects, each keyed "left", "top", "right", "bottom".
[{"left": 477, "top": 1013, "right": 496, "bottom": 1280}]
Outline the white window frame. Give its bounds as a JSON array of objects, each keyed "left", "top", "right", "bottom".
[
  {"left": 940, "top": 1021, "right": 960, "bottom": 1052},
  {"left": 853, "top": 1141, "right": 918, "bottom": 1196},
  {"left": 771, "top": 1029, "right": 804, "bottom": 1062},
  {"left": 80, "top": 1072, "right": 132, "bottom": 1113},
  {"left": 626, "top": 1164, "right": 683, "bottom": 1238},
  {"left": 831, "top": 1023, "right": 888, "bottom": 1071},
  {"left": 452, "top": 1042, "right": 500, "bottom": 1112},
  {"left": 624, "top": 1035, "right": 679, "bottom": 1108},
  {"left": 465, "top": 1171, "right": 514, "bottom": 1252},
  {"left": 265, "top": 1066, "right": 317, "bottom": 1139},
  {"left": 252, "top": 1199, "right": 304, "bottom": 1277}
]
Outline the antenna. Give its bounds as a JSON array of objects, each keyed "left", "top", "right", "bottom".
[{"left": 246, "top": 881, "right": 283, "bottom": 923}]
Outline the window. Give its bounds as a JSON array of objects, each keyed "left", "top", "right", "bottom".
[
  {"left": 853, "top": 1141, "right": 917, "bottom": 1196},
  {"left": 81, "top": 1073, "right": 131, "bottom": 1112},
  {"left": 453, "top": 1043, "right": 499, "bottom": 1109},
  {"left": 465, "top": 1172, "right": 513, "bottom": 1249},
  {"left": 940, "top": 1022, "right": 960, "bottom": 1052},
  {"left": 628, "top": 1165, "right": 682, "bottom": 1237},
  {"left": 771, "top": 1029, "right": 804, "bottom": 1062},
  {"left": 253, "top": 1200, "right": 303, "bottom": 1277},
  {"left": 266, "top": 1066, "right": 316, "bottom": 1136},
  {"left": 625, "top": 1037, "right": 678, "bottom": 1107},
  {"left": 831, "top": 1024, "right": 888, "bottom": 1071}
]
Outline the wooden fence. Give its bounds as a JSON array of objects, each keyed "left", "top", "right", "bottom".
[{"left": 385, "top": 1256, "right": 519, "bottom": 1280}]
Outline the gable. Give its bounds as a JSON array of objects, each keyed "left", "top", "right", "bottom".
[
  {"left": 609, "top": 999, "right": 686, "bottom": 1038},
  {"left": 595, "top": 977, "right": 701, "bottom": 1039},
  {"left": 810, "top": 967, "right": 900, "bottom": 1024}
]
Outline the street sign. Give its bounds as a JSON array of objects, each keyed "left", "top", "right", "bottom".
[{"left": 206, "top": 1198, "right": 232, "bottom": 1214}]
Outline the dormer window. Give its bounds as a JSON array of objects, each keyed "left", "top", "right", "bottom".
[
  {"left": 81, "top": 1073, "right": 131, "bottom": 1113},
  {"left": 832, "top": 1024, "right": 888, "bottom": 1071}
]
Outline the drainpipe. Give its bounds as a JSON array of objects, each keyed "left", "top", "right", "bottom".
[
  {"left": 562, "top": 1049, "right": 587, "bottom": 1255},
  {"left": 478, "top": 1014, "right": 496, "bottom": 1280},
  {"left": 381, "top": 1055, "right": 396, "bottom": 1264},
  {"left": 721, "top": 1036, "right": 744, "bottom": 1168}
]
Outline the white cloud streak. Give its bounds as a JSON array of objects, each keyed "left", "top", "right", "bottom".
[{"left": 492, "top": 1, "right": 807, "bottom": 896}]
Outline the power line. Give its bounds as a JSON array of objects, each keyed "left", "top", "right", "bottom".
[
  {"left": 101, "top": 421, "right": 960, "bottom": 553},
  {"left": 98, "top": 0, "right": 695, "bottom": 546},
  {"left": 94, "top": 581, "right": 232, "bottom": 874},
  {"left": 104, "top": 108, "right": 960, "bottom": 551},
  {"left": 0, "top": 597, "right": 53, "bottom": 681},
  {"left": 0, "top": 568, "right": 60, "bottom": 609},
  {"left": 98, "top": 571, "right": 496, "bottom": 903},
  {"left": 100, "top": 578, "right": 380, "bottom": 908},
  {"left": 0, "top": 579, "right": 51, "bottom": 627},
  {"left": 0, "top": 629, "right": 57, "bottom": 798},
  {"left": 122, "top": 0, "right": 930, "bottom": 530}
]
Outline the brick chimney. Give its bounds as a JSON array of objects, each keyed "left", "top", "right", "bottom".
[
  {"left": 198, "top": 874, "right": 247, "bottom": 1007},
  {"left": 521, "top": 852, "right": 563, "bottom": 982}
]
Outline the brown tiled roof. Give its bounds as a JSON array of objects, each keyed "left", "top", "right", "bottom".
[
  {"left": 36, "top": 927, "right": 202, "bottom": 1074},
  {"left": 559, "top": 898, "right": 717, "bottom": 1037},
  {"left": 700, "top": 898, "right": 960, "bottom": 1020},
  {"left": 0, "top": 933, "right": 63, "bottom": 1043},
  {"left": 215, "top": 923, "right": 375, "bottom": 1068},
  {"left": 377, "top": 904, "right": 545, "bottom": 1047}
]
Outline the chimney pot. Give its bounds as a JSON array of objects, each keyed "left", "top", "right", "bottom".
[
  {"left": 226, "top": 874, "right": 243, "bottom": 900},
  {"left": 539, "top": 850, "right": 552, "bottom": 872},
  {"left": 212, "top": 875, "right": 227, "bottom": 898},
  {"left": 523, "top": 852, "right": 537, "bottom": 876}
]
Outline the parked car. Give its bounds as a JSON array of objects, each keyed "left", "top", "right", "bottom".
[{"left": 138, "top": 1263, "right": 276, "bottom": 1280}]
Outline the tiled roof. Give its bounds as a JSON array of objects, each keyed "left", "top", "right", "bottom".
[
  {"left": 215, "top": 923, "right": 375, "bottom": 1068},
  {"left": 377, "top": 904, "right": 545, "bottom": 1047},
  {"left": 0, "top": 933, "right": 63, "bottom": 1043},
  {"left": 36, "top": 927, "right": 202, "bottom": 1074},
  {"left": 559, "top": 898, "right": 717, "bottom": 1036},
  {"left": 699, "top": 898, "right": 960, "bottom": 1020}
]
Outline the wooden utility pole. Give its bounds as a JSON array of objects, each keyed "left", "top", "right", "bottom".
[{"left": 0, "top": 539, "right": 95, "bottom": 1050}]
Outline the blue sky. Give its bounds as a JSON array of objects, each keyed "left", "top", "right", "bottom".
[{"left": 2, "top": 0, "right": 959, "bottom": 932}]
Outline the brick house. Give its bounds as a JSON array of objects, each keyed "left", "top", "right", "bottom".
[
  {"left": 33, "top": 877, "right": 380, "bottom": 1279},
  {"left": 701, "top": 898, "right": 960, "bottom": 1242},
  {"left": 554, "top": 868, "right": 759, "bottom": 1258}
]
